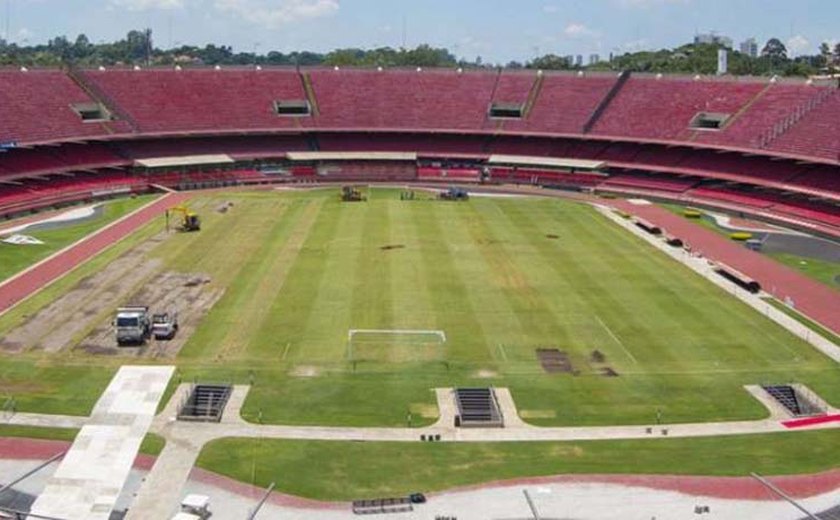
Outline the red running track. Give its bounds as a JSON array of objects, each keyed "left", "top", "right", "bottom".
[
  {"left": 610, "top": 201, "right": 840, "bottom": 335},
  {"left": 0, "top": 193, "right": 189, "bottom": 315},
  {"left": 783, "top": 414, "right": 840, "bottom": 429}
]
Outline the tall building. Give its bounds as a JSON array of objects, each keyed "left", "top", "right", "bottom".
[
  {"left": 588, "top": 53, "right": 600, "bottom": 65},
  {"left": 575, "top": 54, "right": 583, "bottom": 67},
  {"left": 694, "top": 33, "right": 734, "bottom": 49},
  {"left": 740, "top": 38, "right": 758, "bottom": 58}
]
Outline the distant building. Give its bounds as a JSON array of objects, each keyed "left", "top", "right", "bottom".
[
  {"left": 563, "top": 55, "right": 574, "bottom": 67},
  {"left": 740, "top": 38, "right": 758, "bottom": 58},
  {"left": 575, "top": 54, "right": 583, "bottom": 67},
  {"left": 694, "top": 33, "right": 733, "bottom": 49},
  {"left": 588, "top": 53, "right": 600, "bottom": 65}
]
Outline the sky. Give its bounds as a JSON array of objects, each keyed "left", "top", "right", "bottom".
[{"left": 1, "top": 0, "right": 838, "bottom": 63}]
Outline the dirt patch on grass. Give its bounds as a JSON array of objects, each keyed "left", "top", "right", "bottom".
[
  {"left": 409, "top": 403, "right": 439, "bottom": 419},
  {"left": 536, "top": 348, "right": 577, "bottom": 374},
  {"left": 519, "top": 409, "right": 557, "bottom": 419},
  {"left": 0, "top": 234, "right": 168, "bottom": 354},
  {"left": 75, "top": 271, "right": 223, "bottom": 358},
  {"left": 380, "top": 244, "right": 405, "bottom": 251},
  {"left": 546, "top": 234, "right": 560, "bottom": 239},
  {"left": 473, "top": 369, "right": 498, "bottom": 379},
  {"left": 290, "top": 365, "right": 321, "bottom": 378}
]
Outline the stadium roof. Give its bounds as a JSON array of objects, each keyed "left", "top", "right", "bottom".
[
  {"left": 286, "top": 151, "right": 417, "bottom": 161},
  {"left": 488, "top": 155, "right": 606, "bottom": 170},
  {"left": 135, "top": 154, "right": 234, "bottom": 168}
]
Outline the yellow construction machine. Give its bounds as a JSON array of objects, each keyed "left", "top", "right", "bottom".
[{"left": 167, "top": 205, "right": 201, "bottom": 232}]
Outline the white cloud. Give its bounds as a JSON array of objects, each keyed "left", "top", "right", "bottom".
[
  {"left": 786, "top": 34, "right": 810, "bottom": 56},
  {"left": 108, "top": 0, "right": 185, "bottom": 10},
  {"left": 563, "top": 23, "right": 599, "bottom": 39},
  {"left": 213, "top": 0, "right": 339, "bottom": 28},
  {"left": 618, "top": 38, "right": 650, "bottom": 53}
]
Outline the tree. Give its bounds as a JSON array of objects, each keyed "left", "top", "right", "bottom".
[
  {"left": 762, "top": 38, "right": 787, "bottom": 60},
  {"left": 528, "top": 54, "right": 572, "bottom": 70}
]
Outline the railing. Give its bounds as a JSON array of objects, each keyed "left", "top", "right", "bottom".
[{"left": 754, "top": 87, "right": 837, "bottom": 149}]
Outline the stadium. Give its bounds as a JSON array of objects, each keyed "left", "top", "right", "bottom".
[{"left": 0, "top": 37, "right": 839, "bottom": 520}]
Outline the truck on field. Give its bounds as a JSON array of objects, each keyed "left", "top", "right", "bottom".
[
  {"left": 152, "top": 311, "right": 179, "bottom": 340},
  {"left": 115, "top": 306, "right": 151, "bottom": 346}
]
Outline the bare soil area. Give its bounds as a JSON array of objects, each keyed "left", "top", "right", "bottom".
[
  {"left": 76, "top": 271, "right": 224, "bottom": 358},
  {"left": 0, "top": 231, "right": 223, "bottom": 358}
]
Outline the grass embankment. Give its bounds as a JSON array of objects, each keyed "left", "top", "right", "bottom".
[{"left": 197, "top": 431, "right": 840, "bottom": 500}]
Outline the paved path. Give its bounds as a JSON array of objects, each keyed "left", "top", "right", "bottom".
[
  {"left": 0, "top": 192, "right": 190, "bottom": 315},
  {"left": 29, "top": 366, "right": 174, "bottom": 520}
]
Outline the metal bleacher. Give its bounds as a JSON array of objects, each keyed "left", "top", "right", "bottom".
[{"left": 454, "top": 387, "right": 504, "bottom": 428}]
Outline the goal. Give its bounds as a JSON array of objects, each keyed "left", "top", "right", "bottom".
[{"left": 347, "top": 329, "right": 447, "bottom": 365}]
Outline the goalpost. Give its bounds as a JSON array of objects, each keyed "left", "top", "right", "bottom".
[{"left": 346, "top": 329, "right": 447, "bottom": 366}]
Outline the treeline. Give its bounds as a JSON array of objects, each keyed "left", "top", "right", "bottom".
[{"left": 0, "top": 29, "right": 838, "bottom": 78}]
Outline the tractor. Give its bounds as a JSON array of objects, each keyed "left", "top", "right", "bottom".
[{"left": 341, "top": 185, "right": 367, "bottom": 202}]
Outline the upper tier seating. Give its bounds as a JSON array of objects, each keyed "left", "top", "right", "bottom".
[
  {"left": 308, "top": 68, "right": 497, "bottom": 130},
  {"left": 491, "top": 72, "right": 537, "bottom": 105},
  {"left": 696, "top": 84, "right": 827, "bottom": 150},
  {"left": 0, "top": 70, "right": 130, "bottom": 144},
  {"left": 592, "top": 77, "right": 765, "bottom": 141},
  {"left": 769, "top": 90, "right": 840, "bottom": 161},
  {"left": 81, "top": 68, "right": 308, "bottom": 133},
  {"left": 0, "top": 68, "right": 835, "bottom": 167},
  {"left": 504, "top": 74, "right": 617, "bottom": 134}
]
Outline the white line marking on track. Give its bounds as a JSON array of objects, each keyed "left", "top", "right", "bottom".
[{"left": 595, "top": 314, "right": 639, "bottom": 364}]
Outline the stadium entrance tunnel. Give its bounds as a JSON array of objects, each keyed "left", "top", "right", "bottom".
[
  {"left": 761, "top": 384, "right": 827, "bottom": 418},
  {"left": 177, "top": 383, "right": 233, "bottom": 422},
  {"left": 453, "top": 387, "right": 504, "bottom": 428}
]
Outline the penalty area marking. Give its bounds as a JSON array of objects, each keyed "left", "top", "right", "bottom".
[
  {"left": 594, "top": 314, "right": 638, "bottom": 364},
  {"left": 347, "top": 329, "right": 447, "bottom": 342}
]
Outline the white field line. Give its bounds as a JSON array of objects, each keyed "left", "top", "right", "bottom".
[
  {"left": 595, "top": 204, "right": 840, "bottom": 365},
  {"left": 347, "top": 329, "right": 447, "bottom": 342},
  {"left": 594, "top": 314, "right": 639, "bottom": 364},
  {"left": 281, "top": 342, "right": 291, "bottom": 361},
  {"left": 497, "top": 344, "right": 509, "bottom": 362}
]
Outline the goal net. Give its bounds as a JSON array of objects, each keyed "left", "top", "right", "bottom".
[{"left": 347, "top": 329, "right": 447, "bottom": 364}]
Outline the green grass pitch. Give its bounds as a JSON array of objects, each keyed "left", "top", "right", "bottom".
[{"left": 1, "top": 188, "right": 838, "bottom": 429}]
